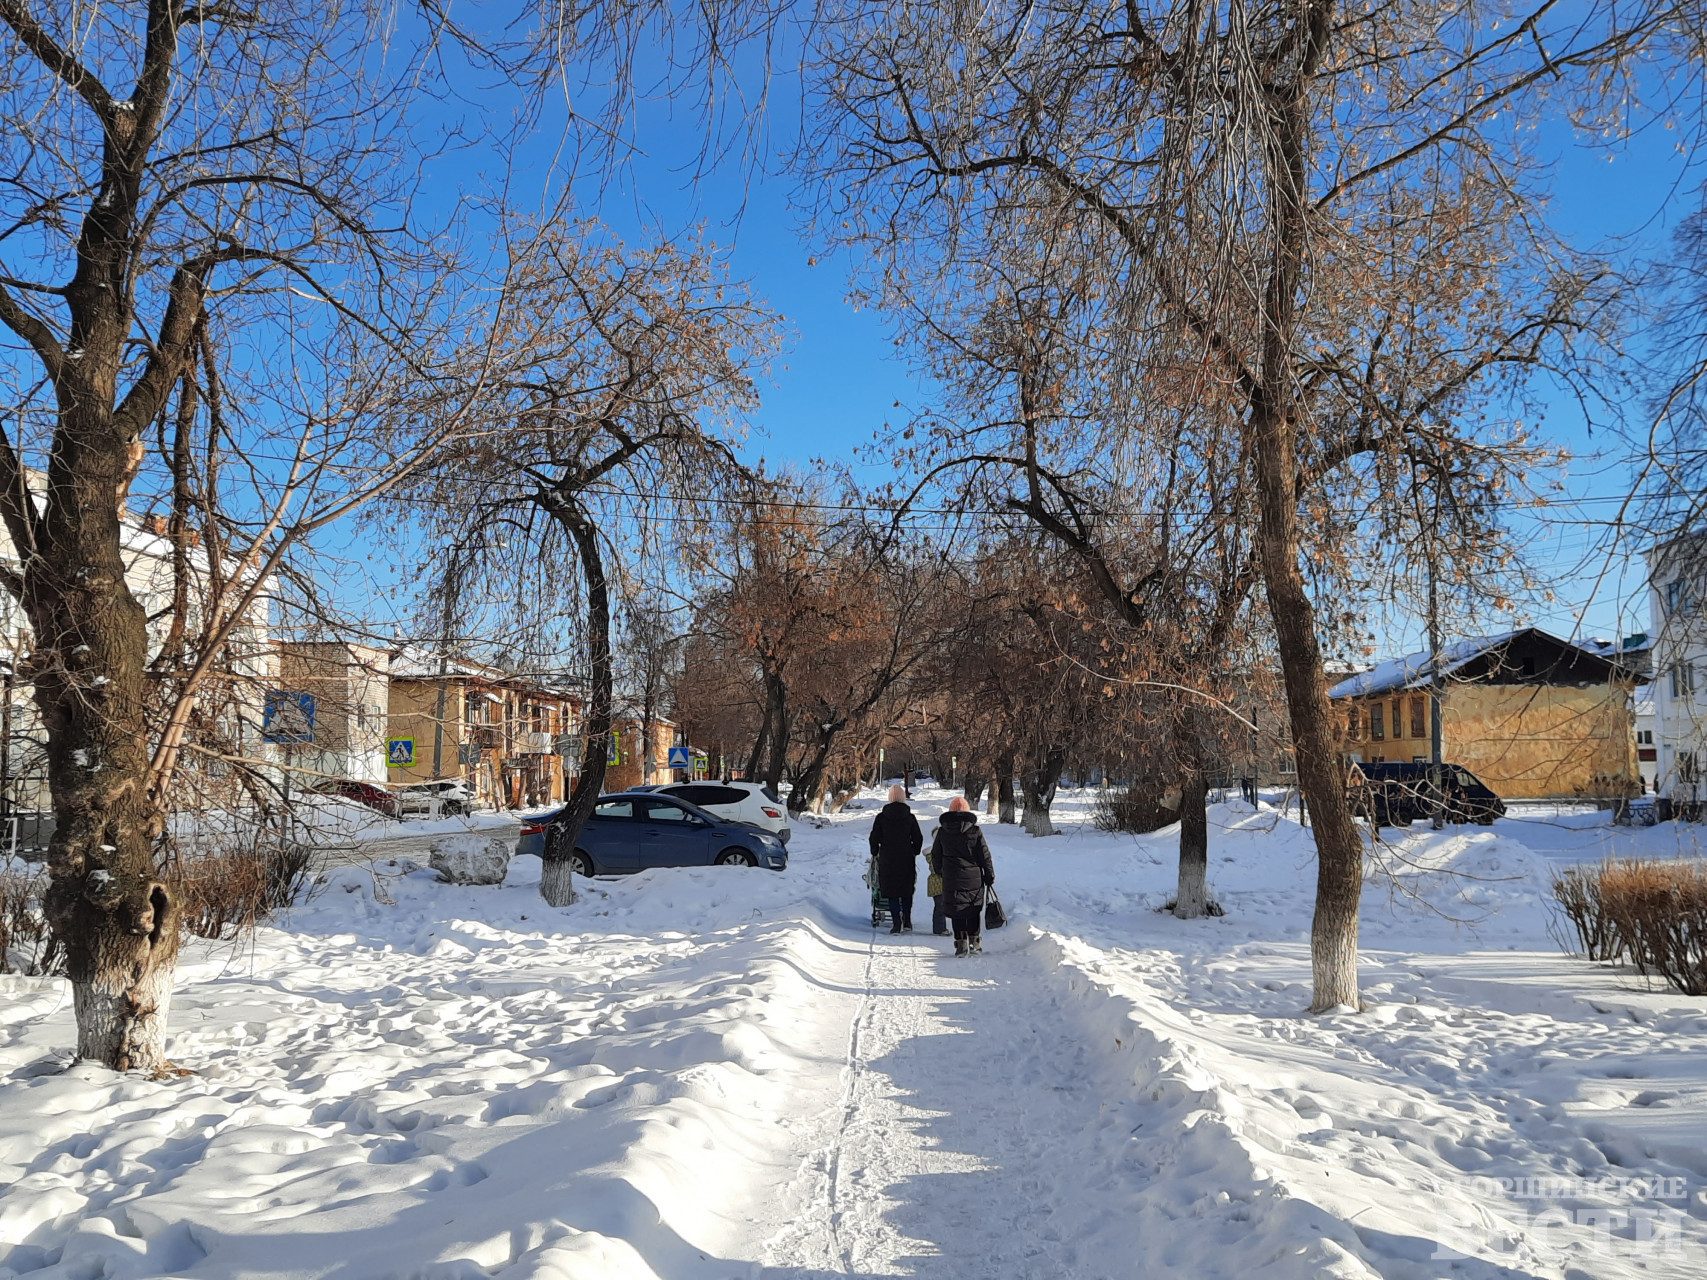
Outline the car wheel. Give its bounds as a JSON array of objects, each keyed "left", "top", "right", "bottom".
[
  {"left": 716, "top": 849, "right": 756, "bottom": 867},
  {"left": 570, "top": 851, "right": 594, "bottom": 877}
]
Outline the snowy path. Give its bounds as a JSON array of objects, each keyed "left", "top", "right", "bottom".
[
  {"left": 763, "top": 932, "right": 1143, "bottom": 1279},
  {"left": 7, "top": 792, "right": 1707, "bottom": 1279}
]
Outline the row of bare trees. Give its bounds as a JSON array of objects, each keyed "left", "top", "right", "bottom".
[{"left": 4, "top": 0, "right": 1698, "bottom": 1070}]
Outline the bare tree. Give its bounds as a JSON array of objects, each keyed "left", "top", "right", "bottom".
[
  {"left": 801, "top": 0, "right": 1655, "bottom": 1008},
  {"left": 383, "top": 222, "right": 777, "bottom": 907},
  {"left": 0, "top": 1, "right": 479, "bottom": 1070}
]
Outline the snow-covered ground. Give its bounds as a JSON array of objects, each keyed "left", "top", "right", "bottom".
[{"left": 3, "top": 789, "right": 1707, "bottom": 1278}]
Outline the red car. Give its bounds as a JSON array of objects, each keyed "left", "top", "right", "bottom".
[{"left": 308, "top": 779, "right": 400, "bottom": 818}]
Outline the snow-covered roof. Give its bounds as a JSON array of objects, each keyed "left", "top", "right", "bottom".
[
  {"left": 1581, "top": 633, "right": 1651, "bottom": 660},
  {"left": 1328, "top": 629, "right": 1531, "bottom": 699},
  {"left": 1330, "top": 627, "right": 1647, "bottom": 698},
  {"left": 1329, "top": 630, "right": 1526, "bottom": 699},
  {"left": 389, "top": 645, "right": 581, "bottom": 699}
]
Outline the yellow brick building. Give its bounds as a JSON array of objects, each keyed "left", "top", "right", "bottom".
[{"left": 1330, "top": 628, "right": 1641, "bottom": 801}]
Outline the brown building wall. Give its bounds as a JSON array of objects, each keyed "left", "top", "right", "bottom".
[
  {"left": 388, "top": 676, "right": 579, "bottom": 808},
  {"left": 385, "top": 679, "right": 456, "bottom": 785},
  {"left": 1342, "top": 684, "right": 1637, "bottom": 800},
  {"left": 601, "top": 718, "right": 677, "bottom": 792},
  {"left": 1442, "top": 684, "right": 1637, "bottom": 800}
]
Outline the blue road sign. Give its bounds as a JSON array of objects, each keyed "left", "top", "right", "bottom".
[
  {"left": 262, "top": 691, "right": 316, "bottom": 744},
  {"left": 387, "top": 737, "right": 416, "bottom": 767},
  {"left": 668, "top": 745, "right": 691, "bottom": 769}
]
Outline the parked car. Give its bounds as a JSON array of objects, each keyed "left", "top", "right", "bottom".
[
  {"left": 308, "top": 778, "right": 400, "bottom": 818},
  {"left": 1350, "top": 761, "right": 1505, "bottom": 827},
  {"left": 649, "top": 780, "right": 792, "bottom": 843},
  {"left": 516, "top": 806, "right": 562, "bottom": 857},
  {"left": 527, "top": 792, "right": 787, "bottom": 875},
  {"left": 396, "top": 778, "right": 476, "bottom": 818}
]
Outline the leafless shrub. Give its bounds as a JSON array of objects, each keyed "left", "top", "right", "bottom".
[
  {"left": 170, "top": 844, "right": 311, "bottom": 943},
  {"left": 1092, "top": 785, "right": 1179, "bottom": 835},
  {"left": 0, "top": 865, "right": 59, "bottom": 975},
  {"left": 1555, "top": 859, "right": 1707, "bottom": 996},
  {"left": 1551, "top": 865, "right": 1623, "bottom": 963}
]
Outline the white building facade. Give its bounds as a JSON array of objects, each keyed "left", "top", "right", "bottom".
[{"left": 1648, "top": 537, "right": 1707, "bottom": 812}]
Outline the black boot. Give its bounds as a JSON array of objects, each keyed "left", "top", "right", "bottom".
[
  {"left": 890, "top": 918, "right": 903, "bottom": 935},
  {"left": 954, "top": 937, "right": 968, "bottom": 957}
]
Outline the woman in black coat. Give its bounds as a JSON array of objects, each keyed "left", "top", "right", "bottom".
[
  {"left": 930, "top": 797, "right": 995, "bottom": 956},
  {"left": 869, "top": 784, "right": 924, "bottom": 933}
]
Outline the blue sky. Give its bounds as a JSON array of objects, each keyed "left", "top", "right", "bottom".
[{"left": 419, "top": 34, "right": 1698, "bottom": 658}]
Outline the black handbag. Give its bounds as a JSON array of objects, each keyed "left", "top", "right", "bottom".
[{"left": 984, "top": 887, "right": 1006, "bottom": 930}]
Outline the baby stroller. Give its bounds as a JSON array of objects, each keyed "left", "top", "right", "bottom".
[{"left": 864, "top": 854, "right": 891, "bottom": 928}]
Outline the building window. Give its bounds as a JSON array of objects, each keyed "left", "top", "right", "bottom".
[
  {"left": 1638, "top": 729, "right": 1654, "bottom": 746},
  {"left": 1666, "top": 579, "right": 1693, "bottom": 615},
  {"left": 1346, "top": 707, "right": 1360, "bottom": 739},
  {"left": 1370, "top": 704, "right": 1385, "bottom": 741},
  {"left": 1410, "top": 698, "right": 1426, "bottom": 739},
  {"left": 1671, "top": 663, "right": 1696, "bottom": 699}
]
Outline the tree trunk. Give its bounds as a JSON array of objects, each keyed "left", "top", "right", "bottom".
[
  {"left": 761, "top": 673, "right": 789, "bottom": 792},
  {"left": 743, "top": 704, "right": 769, "bottom": 781},
  {"left": 743, "top": 667, "right": 787, "bottom": 783},
  {"left": 963, "top": 775, "right": 986, "bottom": 807},
  {"left": 1173, "top": 769, "right": 1211, "bottom": 919},
  {"left": 34, "top": 417, "right": 181, "bottom": 1072},
  {"left": 787, "top": 720, "right": 840, "bottom": 815},
  {"left": 1251, "top": 7, "right": 1362, "bottom": 1011},
  {"left": 1020, "top": 745, "right": 1066, "bottom": 836},
  {"left": 538, "top": 493, "right": 612, "bottom": 908},
  {"left": 996, "top": 751, "right": 1017, "bottom": 824}
]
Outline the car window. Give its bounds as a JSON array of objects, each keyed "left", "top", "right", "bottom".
[
  {"left": 642, "top": 799, "right": 697, "bottom": 823},
  {"left": 592, "top": 799, "right": 635, "bottom": 820},
  {"left": 668, "top": 785, "right": 715, "bottom": 805}
]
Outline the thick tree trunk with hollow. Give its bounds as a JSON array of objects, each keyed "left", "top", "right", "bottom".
[
  {"left": 759, "top": 672, "right": 789, "bottom": 792},
  {"left": 33, "top": 390, "right": 182, "bottom": 1072},
  {"left": 786, "top": 720, "right": 840, "bottom": 815}
]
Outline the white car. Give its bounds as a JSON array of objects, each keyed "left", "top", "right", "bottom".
[
  {"left": 396, "top": 778, "right": 476, "bottom": 818},
  {"left": 651, "top": 780, "right": 792, "bottom": 843}
]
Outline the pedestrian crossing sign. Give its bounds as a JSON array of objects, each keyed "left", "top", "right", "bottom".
[{"left": 387, "top": 737, "right": 415, "bottom": 767}]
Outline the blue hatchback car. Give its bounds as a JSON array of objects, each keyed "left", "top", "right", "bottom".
[{"left": 518, "top": 791, "right": 788, "bottom": 876}]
